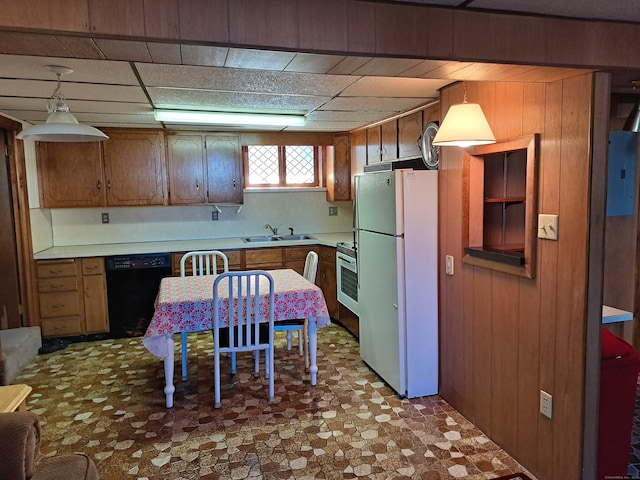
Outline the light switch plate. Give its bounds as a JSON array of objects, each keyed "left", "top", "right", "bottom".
[
  {"left": 445, "top": 255, "right": 454, "bottom": 276},
  {"left": 537, "top": 214, "right": 558, "bottom": 240}
]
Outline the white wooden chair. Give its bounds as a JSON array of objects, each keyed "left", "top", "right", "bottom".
[
  {"left": 213, "top": 270, "right": 275, "bottom": 408},
  {"left": 179, "top": 250, "right": 229, "bottom": 380},
  {"left": 274, "top": 251, "right": 318, "bottom": 370}
]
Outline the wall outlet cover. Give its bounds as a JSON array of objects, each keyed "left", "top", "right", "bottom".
[
  {"left": 329, "top": 206, "right": 338, "bottom": 216},
  {"left": 212, "top": 211, "right": 219, "bottom": 221},
  {"left": 101, "top": 212, "right": 109, "bottom": 224}
]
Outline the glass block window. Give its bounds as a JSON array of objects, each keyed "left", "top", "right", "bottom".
[{"left": 244, "top": 145, "right": 319, "bottom": 188}]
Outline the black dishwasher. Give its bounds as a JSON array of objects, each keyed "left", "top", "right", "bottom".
[{"left": 105, "top": 253, "right": 172, "bottom": 338}]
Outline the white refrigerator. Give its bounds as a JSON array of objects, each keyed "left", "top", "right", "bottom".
[{"left": 355, "top": 169, "right": 438, "bottom": 398}]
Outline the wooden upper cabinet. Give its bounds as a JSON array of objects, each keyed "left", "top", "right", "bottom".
[
  {"left": 103, "top": 131, "right": 167, "bottom": 206},
  {"left": 205, "top": 135, "right": 243, "bottom": 205},
  {"left": 366, "top": 125, "right": 382, "bottom": 164},
  {"left": 37, "top": 142, "right": 106, "bottom": 208},
  {"left": 380, "top": 120, "right": 398, "bottom": 162},
  {"left": 166, "top": 135, "right": 207, "bottom": 205},
  {"left": 398, "top": 111, "right": 423, "bottom": 159},
  {"left": 367, "top": 121, "right": 398, "bottom": 164},
  {"left": 326, "top": 133, "right": 351, "bottom": 202}
]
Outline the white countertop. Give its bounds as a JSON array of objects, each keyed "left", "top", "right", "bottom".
[
  {"left": 33, "top": 232, "right": 353, "bottom": 260},
  {"left": 602, "top": 305, "right": 634, "bottom": 324}
]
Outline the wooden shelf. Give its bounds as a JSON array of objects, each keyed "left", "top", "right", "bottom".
[{"left": 484, "top": 197, "right": 525, "bottom": 204}]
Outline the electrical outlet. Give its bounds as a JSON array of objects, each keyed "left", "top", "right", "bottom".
[
  {"left": 329, "top": 206, "right": 338, "bottom": 216},
  {"left": 212, "top": 211, "right": 219, "bottom": 221},
  {"left": 540, "top": 390, "right": 553, "bottom": 419},
  {"left": 101, "top": 212, "right": 109, "bottom": 224},
  {"left": 445, "top": 255, "right": 454, "bottom": 276}
]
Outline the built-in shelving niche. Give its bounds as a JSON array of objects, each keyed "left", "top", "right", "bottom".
[{"left": 463, "top": 134, "right": 539, "bottom": 278}]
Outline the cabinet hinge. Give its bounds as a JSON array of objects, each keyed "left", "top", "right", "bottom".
[{"left": 4, "top": 144, "right": 9, "bottom": 157}]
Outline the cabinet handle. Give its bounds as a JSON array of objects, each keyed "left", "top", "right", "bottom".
[
  {"left": 233, "top": 179, "right": 237, "bottom": 188},
  {"left": 97, "top": 180, "right": 101, "bottom": 190},
  {"left": 52, "top": 304, "right": 65, "bottom": 311},
  {"left": 107, "top": 180, "right": 112, "bottom": 190},
  {"left": 195, "top": 180, "right": 199, "bottom": 190},
  {"left": 50, "top": 283, "right": 64, "bottom": 289}
]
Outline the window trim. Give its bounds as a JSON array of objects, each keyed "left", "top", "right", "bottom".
[{"left": 242, "top": 145, "right": 321, "bottom": 188}]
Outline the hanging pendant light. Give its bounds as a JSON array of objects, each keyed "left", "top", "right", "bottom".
[
  {"left": 623, "top": 80, "right": 640, "bottom": 133},
  {"left": 432, "top": 83, "right": 496, "bottom": 148},
  {"left": 16, "top": 65, "right": 108, "bottom": 143}
]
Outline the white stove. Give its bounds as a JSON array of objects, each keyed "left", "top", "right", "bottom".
[{"left": 336, "top": 241, "right": 358, "bottom": 315}]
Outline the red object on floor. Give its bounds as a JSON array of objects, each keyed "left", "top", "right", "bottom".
[{"left": 598, "top": 327, "right": 640, "bottom": 480}]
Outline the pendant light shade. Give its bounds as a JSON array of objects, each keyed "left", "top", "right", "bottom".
[
  {"left": 16, "top": 65, "right": 108, "bottom": 143},
  {"left": 623, "top": 102, "right": 640, "bottom": 133},
  {"left": 432, "top": 102, "right": 496, "bottom": 148}
]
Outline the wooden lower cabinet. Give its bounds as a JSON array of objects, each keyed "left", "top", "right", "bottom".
[
  {"left": 245, "top": 248, "right": 283, "bottom": 270},
  {"left": 284, "top": 246, "right": 318, "bottom": 276},
  {"left": 36, "top": 258, "right": 109, "bottom": 337},
  {"left": 318, "top": 246, "right": 339, "bottom": 319}
]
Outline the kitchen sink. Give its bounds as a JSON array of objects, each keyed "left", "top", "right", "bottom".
[
  {"left": 243, "top": 236, "right": 281, "bottom": 242},
  {"left": 242, "top": 234, "right": 315, "bottom": 243},
  {"left": 278, "top": 234, "right": 315, "bottom": 241}
]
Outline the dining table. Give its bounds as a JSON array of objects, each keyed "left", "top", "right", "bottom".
[{"left": 143, "top": 268, "right": 331, "bottom": 408}]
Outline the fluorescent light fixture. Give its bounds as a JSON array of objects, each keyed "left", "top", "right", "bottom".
[
  {"left": 16, "top": 65, "right": 108, "bottom": 143},
  {"left": 154, "top": 110, "right": 307, "bottom": 127}
]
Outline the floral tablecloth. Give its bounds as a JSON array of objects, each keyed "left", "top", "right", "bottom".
[{"left": 143, "top": 269, "right": 330, "bottom": 357}]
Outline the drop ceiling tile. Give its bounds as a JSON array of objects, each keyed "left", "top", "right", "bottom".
[
  {"left": 148, "top": 43, "right": 182, "bottom": 65},
  {"left": 225, "top": 48, "right": 296, "bottom": 70},
  {"left": 340, "top": 77, "right": 448, "bottom": 97},
  {"left": 284, "top": 53, "right": 346, "bottom": 74},
  {"left": 180, "top": 45, "right": 229, "bottom": 66},
  {"left": 322, "top": 96, "right": 429, "bottom": 112},
  {"left": 307, "top": 110, "right": 397, "bottom": 123},
  {"left": 137, "top": 64, "right": 358, "bottom": 96},
  {"left": 53, "top": 36, "right": 106, "bottom": 60},
  {"left": 0, "top": 55, "right": 139, "bottom": 85},
  {"left": 148, "top": 88, "right": 329, "bottom": 114},
  {"left": 93, "top": 39, "right": 152, "bottom": 62},
  {"left": 327, "top": 56, "right": 374, "bottom": 75},
  {"left": 0, "top": 32, "right": 70, "bottom": 57},
  {"left": 0, "top": 79, "right": 147, "bottom": 103},
  {"left": 351, "top": 57, "right": 424, "bottom": 76}
]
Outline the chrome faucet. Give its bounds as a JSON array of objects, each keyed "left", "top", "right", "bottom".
[{"left": 265, "top": 224, "right": 278, "bottom": 235}]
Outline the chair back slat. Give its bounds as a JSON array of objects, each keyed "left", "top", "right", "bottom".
[{"left": 180, "top": 250, "right": 229, "bottom": 277}]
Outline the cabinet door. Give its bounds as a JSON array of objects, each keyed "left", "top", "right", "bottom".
[
  {"left": 205, "top": 135, "right": 243, "bottom": 204},
  {"left": 83, "top": 274, "right": 108, "bottom": 334},
  {"left": 245, "top": 248, "right": 283, "bottom": 269},
  {"left": 318, "top": 246, "right": 339, "bottom": 319},
  {"left": 350, "top": 130, "right": 366, "bottom": 201},
  {"left": 380, "top": 120, "right": 398, "bottom": 162},
  {"left": 81, "top": 258, "right": 108, "bottom": 334},
  {"left": 326, "top": 133, "right": 351, "bottom": 201},
  {"left": 167, "top": 135, "right": 206, "bottom": 205},
  {"left": 37, "top": 142, "right": 106, "bottom": 208},
  {"left": 103, "top": 131, "right": 167, "bottom": 206},
  {"left": 398, "top": 111, "right": 422, "bottom": 159},
  {"left": 366, "top": 126, "right": 382, "bottom": 164}
]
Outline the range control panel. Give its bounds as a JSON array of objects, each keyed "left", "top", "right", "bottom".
[{"left": 105, "top": 253, "right": 171, "bottom": 270}]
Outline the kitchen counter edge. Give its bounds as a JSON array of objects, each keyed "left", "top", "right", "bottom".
[{"left": 33, "top": 233, "right": 353, "bottom": 260}]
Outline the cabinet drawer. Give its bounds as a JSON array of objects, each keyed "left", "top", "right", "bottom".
[
  {"left": 41, "top": 317, "right": 83, "bottom": 337},
  {"left": 36, "top": 260, "right": 78, "bottom": 278},
  {"left": 319, "top": 246, "right": 335, "bottom": 262},
  {"left": 81, "top": 257, "right": 104, "bottom": 275},
  {"left": 245, "top": 248, "right": 283, "bottom": 268},
  {"left": 39, "top": 292, "right": 82, "bottom": 318},
  {"left": 38, "top": 276, "right": 79, "bottom": 293}
]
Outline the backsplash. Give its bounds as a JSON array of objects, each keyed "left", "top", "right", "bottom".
[{"left": 31, "top": 189, "right": 352, "bottom": 250}]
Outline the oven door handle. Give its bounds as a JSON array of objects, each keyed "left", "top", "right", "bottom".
[{"left": 338, "top": 255, "right": 356, "bottom": 266}]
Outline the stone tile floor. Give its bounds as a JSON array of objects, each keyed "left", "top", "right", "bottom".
[{"left": 16, "top": 323, "right": 536, "bottom": 480}]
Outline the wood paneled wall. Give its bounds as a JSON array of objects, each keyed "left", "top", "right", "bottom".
[
  {"left": 438, "top": 75, "right": 596, "bottom": 480},
  {"left": 0, "top": 0, "right": 639, "bottom": 71}
]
